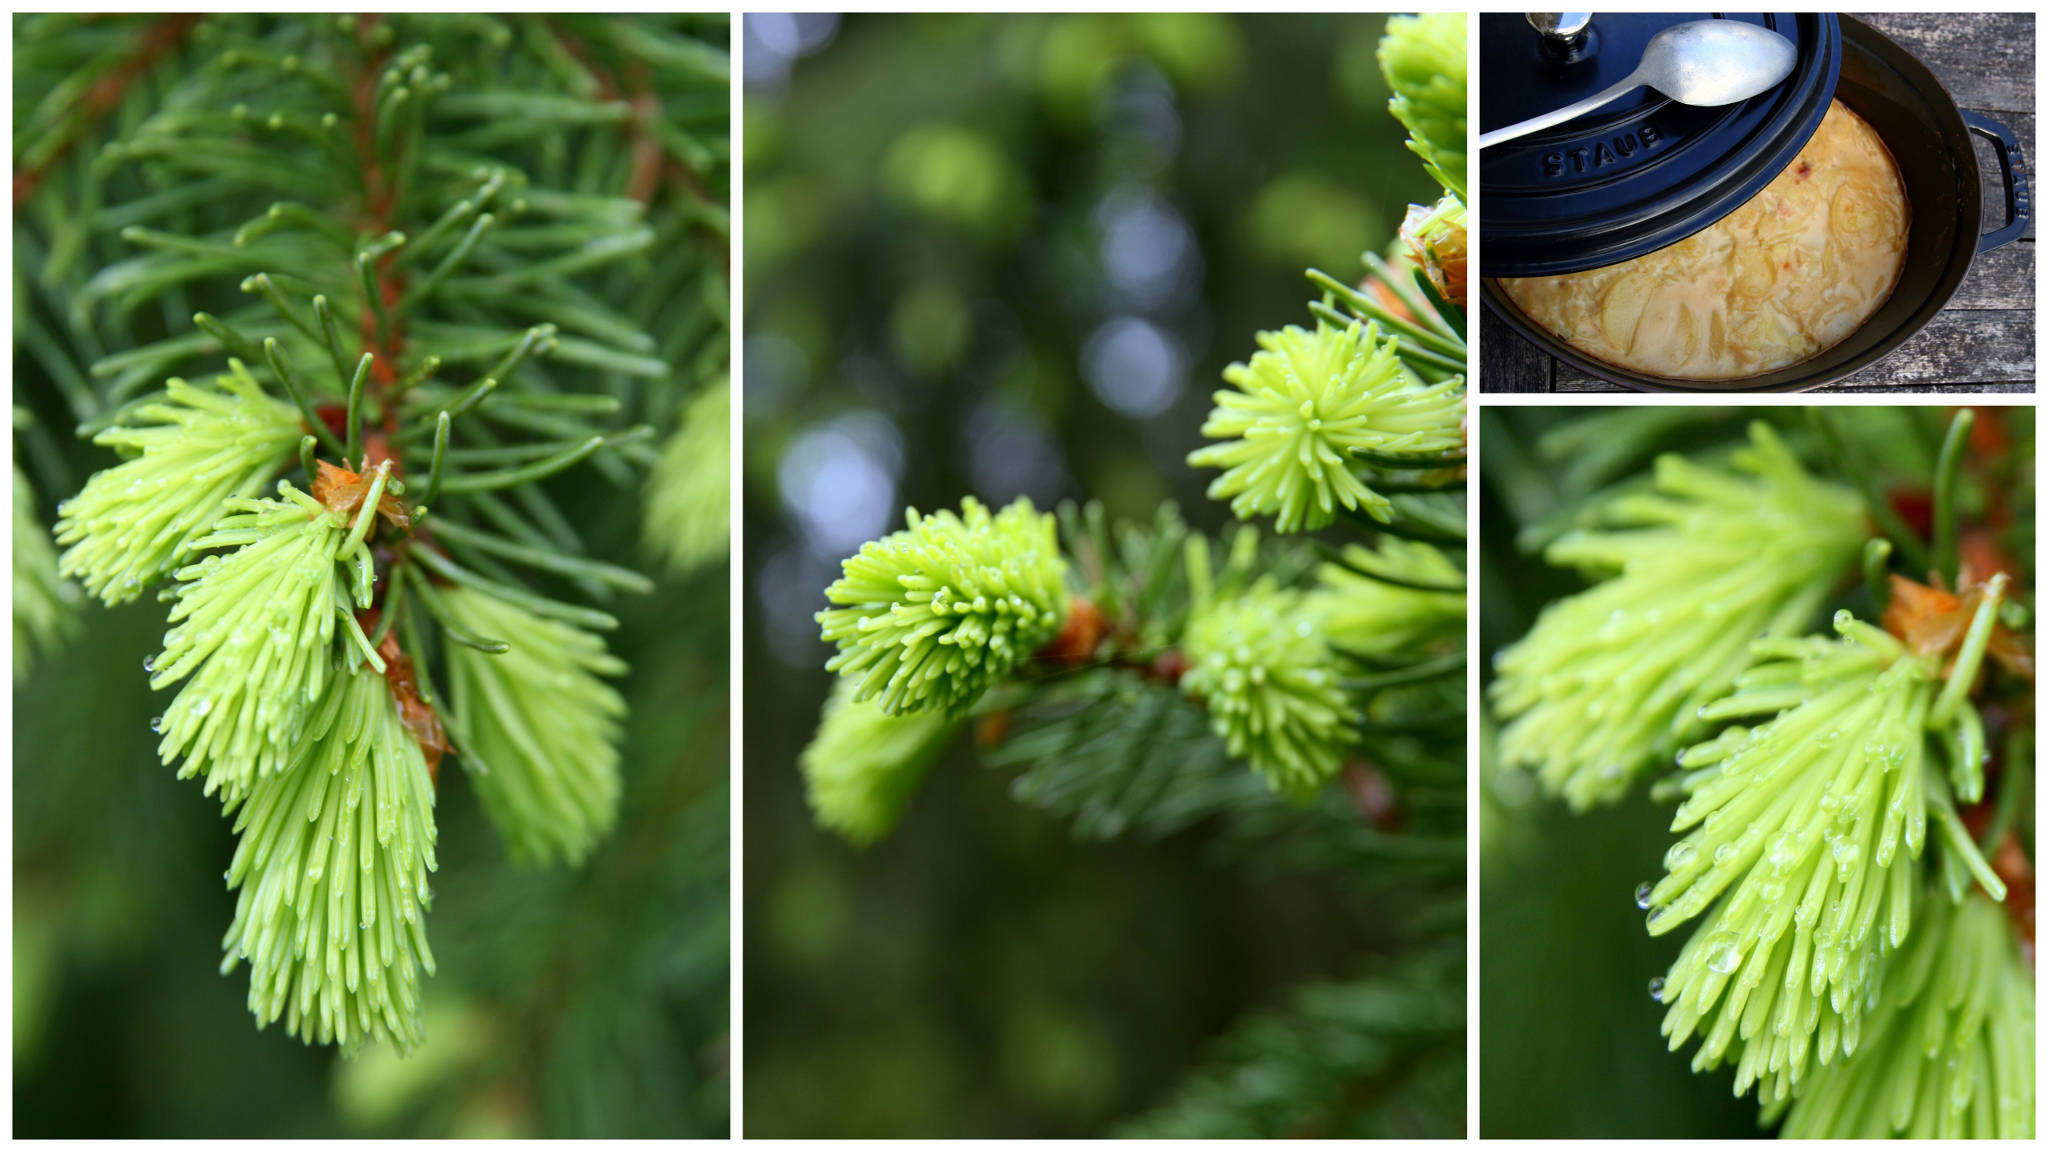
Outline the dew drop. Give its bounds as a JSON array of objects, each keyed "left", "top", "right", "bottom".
[
  {"left": 150, "top": 715, "right": 164, "bottom": 734},
  {"left": 1705, "top": 938, "right": 1743, "bottom": 975},
  {"left": 143, "top": 655, "right": 157, "bottom": 673},
  {"left": 1648, "top": 976, "right": 1667, "bottom": 1001},
  {"left": 1665, "top": 840, "right": 1698, "bottom": 870},
  {"left": 1635, "top": 882, "right": 1655, "bottom": 910}
]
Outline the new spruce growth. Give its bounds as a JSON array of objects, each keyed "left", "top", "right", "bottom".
[
  {"left": 55, "top": 365, "right": 302, "bottom": 604},
  {"left": 818, "top": 496, "right": 1069, "bottom": 717},
  {"left": 152, "top": 480, "right": 379, "bottom": 799},
  {"left": 646, "top": 375, "right": 731, "bottom": 574},
  {"left": 1379, "top": 12, "right": 1466, "bottom": 199},
  {"left": 1181, "top": 580, "right": 1353, "bottom": 797},
  {"left": 222, "top": 661, "right": 439, "bottom": 1055},
  {"left": 1190, "top": 321, "right": 1463, "bottom": 532},
  {"left": 1491, "top": 423, "right": 1865, "bottom": 809},
  {"left": 1646, "top": 608, "right": 2003, "bottom": 1103},
  {"left": 441, "top": 583, "right": 627, "bottom": 866},
  {"left": 1774, "top": 891, "right": 2034, "bottom": 1139}
]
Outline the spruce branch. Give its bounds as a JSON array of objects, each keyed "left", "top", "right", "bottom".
[
  {"left": 1485, "top": 405, "right": 2031, "bottom": 1139},
  {"left": 790, "top": 16, "right": 1467, "bottom": 1136},
  {"left": 1120, "top": 952, "right": 1465, "bottom": 1139},
  {"left": 15, "top": 13, "right": 730, "bottom": 1066}
]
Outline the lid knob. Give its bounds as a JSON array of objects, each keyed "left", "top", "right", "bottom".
[{"left": 1526, "top": 12, "right": 1593, "bottom": 40}]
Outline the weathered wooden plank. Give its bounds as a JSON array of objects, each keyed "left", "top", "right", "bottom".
[
  {"left": 1825, "top": 309, "right": 2035, "bottom": 388},
  {"left": 1945, "top": 241, "right": 2035, "bottom": 311},
  {"left": 1545, "top": 309, "right": 2033, "bottom": 392},
  {"left": 1826, "top": 380, "right": 2034, "bottom": 394},
  {"left": 1548, "top": 379, "right": 2036, "bottom": 396},
  {"left": 1477, "top": 309, "right": 1551, "bottom": 392},
  {"left": 1856, "top": 12, "right": 2035, "bottom": 115}
]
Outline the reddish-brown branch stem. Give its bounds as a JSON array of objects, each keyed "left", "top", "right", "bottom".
[
  {"left": 346, "top": 14, "right": 408, "bottom": 465},
  {"left": 550, "top": 19, "right": 730, "bottom": 284},
  {"left": 13, "top": 14, "right": 201, "bottom": 211}
]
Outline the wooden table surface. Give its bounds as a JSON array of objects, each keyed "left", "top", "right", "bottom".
[{"left": 1479, "top": 12, "right": 2036, "bottom": 394}]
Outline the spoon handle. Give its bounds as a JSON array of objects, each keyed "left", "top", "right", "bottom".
[{"left": 1478, "top": 71, "right": 1646, "bottom": 148}]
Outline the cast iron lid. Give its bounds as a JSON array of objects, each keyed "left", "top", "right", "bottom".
[{"left": 1481, "top": 12, "right": 1841, "bottom": 277}]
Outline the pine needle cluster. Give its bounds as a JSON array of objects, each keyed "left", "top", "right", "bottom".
[
  {"left": 1190, "top": 321, "right": 1463, "bottom": 532},
  {"left": 1181, "top": 580, "right": 1354, "bottom": 797},
  {"left": 1491, "top": 423, "right": 1865, "bottom": 809},
  {"left": 54, "top": 364, "right": 302, "bottom": 604},
  {"left": 818, "top": 496, "right": 1069, "bottom": 717},
  {"left": 1646, "top": 609, "right": 2002, "bottom": 1103}
]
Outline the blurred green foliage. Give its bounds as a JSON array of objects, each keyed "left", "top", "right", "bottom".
[{"left": 742, "top": 12, "right": 1442, "bottom": 1137}]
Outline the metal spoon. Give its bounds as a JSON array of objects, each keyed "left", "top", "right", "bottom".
[{"left": 1479, "top": 20, "right": 1798, "bottom": 148}]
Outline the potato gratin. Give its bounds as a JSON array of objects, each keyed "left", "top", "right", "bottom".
[{"left": 1500, "top": 100, "right": 1909, "bottom": 380}]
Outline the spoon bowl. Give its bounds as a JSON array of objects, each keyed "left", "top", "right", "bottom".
[
  {"left": 1645, "top": 21, "right": 1800, "bottom": 107},
  {"left": 1480, "top": 19, "right": 1799, "bottom": 148}
]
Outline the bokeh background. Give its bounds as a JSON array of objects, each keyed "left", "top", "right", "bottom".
[
  {"left": 740, "top": 12, "right": 1441, "bottom": 1137},
  {"left": 12, "top": 13, "right": 730, "bottom": 1138},
  {"left": 1479, "top": 405, "right": 2034, "bottom": 1138}
]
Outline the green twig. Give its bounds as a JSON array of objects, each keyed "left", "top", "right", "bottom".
[
  {"left": 263, "top": 336, "right": 347, "bottom": 456},
  {"left": 402, "top": 562, "right": 511, "bottom": 652},
  {"left": 1932, "top": 408, "right": 1973, "bottom": 585},
  {"left": 344, "top": 353, "right": 372, "bottom": 466},
  {"left": 1808, "top": 409, "right": 1929, "bottom": 573},
  {"left": 430, "top": 516, "right": 653, "bottom": 594},
  {"left": 1862, "top": 537, "right": 1893, "bottom": 615},
  {"left": 409, "top": 545, "right": 618, "bottom": 631}
]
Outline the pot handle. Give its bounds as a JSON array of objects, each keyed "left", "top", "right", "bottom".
[{"left": 1961, "top": 110, "right": 2031, "bottom": 254}]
